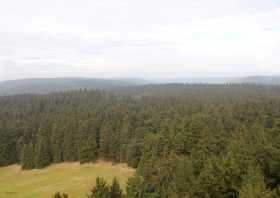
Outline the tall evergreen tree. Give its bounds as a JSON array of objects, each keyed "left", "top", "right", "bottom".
[
  {"left": 99, "top": 122, "right": 112, "bottom": 159},
  {"left": 34, "top": 126, "right": 51, "bottom": 168},
  {"left": 239, "top": 163, "right": 274, "bottom": 198},
  {"left": 63, "top": 117, "right": 78, "bottom": 162},
  {"left": 53, "top": 192, "right": 68, "bottom": 198},
  {"left": 110, "top": 177, "right": 122, "bottom": 198},
  {"left": 79, "top": 136, "right": 98, "bottom": 163},
  {"left": 0, "top": 132, "right": 15, "bottom": 166},
  {"left": 87, "top": 177, "right": 110, "bottom": 198},
  {"left": 50, "top": 120, "right": 64, "bottom": 163},
  {"left": 20, "top": 143, "right": 35, "bottom": 170}
]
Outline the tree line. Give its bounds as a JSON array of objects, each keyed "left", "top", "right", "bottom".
[{"left": 1, "top": 84, "right": 280, "bottom": 197}]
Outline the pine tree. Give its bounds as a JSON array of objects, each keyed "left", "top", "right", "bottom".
[
  {"left": 53, "top": 192, "right": 68, "bottom": 198},
  {"left": 87, "top": 177, "right": 110, "bottom": 198},
  {"left": 63, "top": 117, "right": 78, "bottom": 162},
  {"left": 34, "top": 126, "right": 51, "bottom": 168},
  {"left": 0, "top": 120, "right": 18, "bottom": 166},
  {"left": 78, "top": 120, "right": 98, "bottom": 163},
  {"left": 110, "top": 177, "right": 122, "bottom": 198},
  {"left": 0, "top": 132, "right": 15, "bottom": 166},
  {"left": 20, "top": 143, "right": 35, "bottom": 170},
  {"left": 50, "top": 120, "right": 64, "bottom": 163},
  {"left": 99, "top": 123, "right": 112, "bottom": 159},
  {"left": 126, "top": 138, "right": 141, "bottom": 168},
  {"left": 54, "top": 192, "right": 62, "bottom": 198},
  {"left": 126, "top": 175, "right": 144, "bottom": 198},
  {"left": 196, "top": 152, "right": 241, "bottom": 198},
  {"left": 79, "top": 136, "right": 98, "bottom": 164},
  {"left": 126, "top": 174, "right": 159, "bottom": 198},
  {"left": 174, "top": 156, "right": 195, "bottom": 197},
  {"left": 239, "top": 163, "right": 274, "bottom": 198}
]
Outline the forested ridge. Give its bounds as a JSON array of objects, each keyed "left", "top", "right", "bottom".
[
  {"left": 1, "top": 84, "right": 280, "bottom": 197},
  {"left": 0, "top": 77, "right": 145, "bottom": 96}
]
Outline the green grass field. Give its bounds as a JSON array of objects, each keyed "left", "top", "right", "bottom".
[{"left": 0, "top": 161, "right": 135, "bottom": 198}]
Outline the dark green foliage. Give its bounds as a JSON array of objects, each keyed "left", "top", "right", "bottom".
[
  {"left": 264, "top": 115, "right": 274, "bottom": 129},
  {"left": 50, "top": 120, "right": 64, "bottom": 163},
  {"left": 126, "top": 139, "right": 141, "bottom": 168},
  {"left": 195, "top": 153, "right": 241, "bottom": 198},
  {"left": 173, "top": 156, "right": 195, "bottom": 197},
  {"left": 0, "top": 120, "right": 19, "bottom": 166},
  {"left": 79, "top": 142, "right": 97, "bottom": 163},
  {"left": 2, "top": 85, "right": 280, "bottom": 197},
  {"left": 239, "top": 163, "right": 274, "bottom": 198},
  {"left": 87, "top": 177, "right": 123, "bottom": 198},
  {"left": 0, "top": 131, "right": 16, "bottom": 166},
  {"left": 34, "top": 126, "right": 51, "bottom": 168},
  {"left": 99, "top": 122, "right": 113, "bottom": 160},
  {"left": 87, "top": 177, "right": 110, "bottom": 198},
  {"left": 126, "top": 175, "right": 161, "bottom": 198},
  {"left": 63, "top": 117, "right": 79, "bottom": 162},
  {"left": 21, "top": 143, "right": 35, "bottom": 170},
  {"left": 78, "top": 121, "right": 98, "bottom": 163},
  {"left": 126, "top": 175, "right": 142, "bottom": 198},
  {"left": 53, "top": 192, "right": 68, "bottom": 198},
  {"left": 110, "top": 177, "right": 123, "bottom": 198}
]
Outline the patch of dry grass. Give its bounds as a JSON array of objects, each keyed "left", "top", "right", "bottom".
[{"left": 0, "top": 161, "right": 135, "bottom": 198}]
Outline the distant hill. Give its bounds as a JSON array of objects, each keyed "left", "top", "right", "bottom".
[
  {"left": 1, "top": 76, "right": 280, "bottom": 96},
  {"left": 233, "top": 76, "right": 280, "bottom": 85},
  {"left": 0, "top": 77, "right": 146, "bottom": 95},
  {"left": 154, "top": 76, "right": 280, "bottom": 85}
]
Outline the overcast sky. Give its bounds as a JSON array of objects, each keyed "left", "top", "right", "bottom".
[{"left": 0, "top": 0, "right": 280, "bottom": 81}]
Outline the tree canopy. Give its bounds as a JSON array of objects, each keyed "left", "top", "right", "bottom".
[{"left": 1, "top": 84, "right": 280, "bottom": 197}]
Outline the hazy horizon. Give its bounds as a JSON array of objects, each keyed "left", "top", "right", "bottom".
[
  {"left": 1, "top": 0, "right": 280, "bottom": 81},
  {"left": 2, "top": 75, "right": 280, "bottom": 84}
]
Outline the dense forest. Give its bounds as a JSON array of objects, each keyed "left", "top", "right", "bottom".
[{"left": 1, "top": 84, "right": 280, "bottom": 197}]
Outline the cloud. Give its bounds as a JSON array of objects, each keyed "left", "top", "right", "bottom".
[{"left": 0, "top": 0, "right": 280, "bottom": 80}]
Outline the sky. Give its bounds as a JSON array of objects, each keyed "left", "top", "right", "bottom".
[{"left": 0, "top": 0, "right": 280, "bottom": 81}]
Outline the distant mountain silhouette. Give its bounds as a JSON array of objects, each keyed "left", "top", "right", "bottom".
[
  {"left": 1, "top": 76, "right": 280, "bottom": 96},
  {"left": 154, "top": 76, "right": 280, "bottom": 85},
  {"left": 232, "top": 76, "right": 280, "bottom": 85},
  {"left": 0, "top": 77, "right": 146, "bottom": 95}
]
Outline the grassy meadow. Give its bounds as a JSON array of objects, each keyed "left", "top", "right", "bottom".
[{"left": 0, "top": 161, "right": 135, "bottom": 198}]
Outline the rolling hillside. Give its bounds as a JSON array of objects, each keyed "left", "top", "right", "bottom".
[
  {"left": 233, "top": 76, "right": 280, "bottom": 85},
  {"left": 0, "top": 77, "right": 146, "bottom": 95},
  {"left": 1, "top": 76, "right": 280, "bottom": 96}
]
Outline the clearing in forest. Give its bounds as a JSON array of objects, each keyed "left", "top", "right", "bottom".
[{"left": 0, "top": 161, "right": 135, "bottom": 198}]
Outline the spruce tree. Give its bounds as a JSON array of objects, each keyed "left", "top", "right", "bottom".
[
  {"left": 0, "top": 132, "right": 15, "bottom": 166},
  {"left": 110, "top": 177, "right": 122, "bottom": 198},
  {"left": 87, "top": 177, "right": 110, "bottom": 198},
  {"left": 53, "top": 192, "right": 68, "bottom": 198},
  {"left": 78, "top": 120, "right": 98, "bottom": 163},
  {"left": 21, "top": 143, "right": 35, "bottom": 170},
  {"left": 126, "top": 138, "right": 141, "bottom": 168},
  {"left": 239, "top": 163, "right": 274, "bottom": 198},
  {"left": 79, "top": 136, "right": 98, "bottom": 164},
  {"left": 99, "top": 123, "right": 112, "bottom": 159},
  {"left": 63, "top": 117, "right": 78, "bottom": 162},
  {"left": 34, "top": 126, "right": 51, "bottom": 168},
  {"left": 50, "top": 120, "right": 64, "bottom": 163}
]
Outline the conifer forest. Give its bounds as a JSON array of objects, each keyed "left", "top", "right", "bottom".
[{"left": 1, "top": 84, "right": 280, "bottom": 197}]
